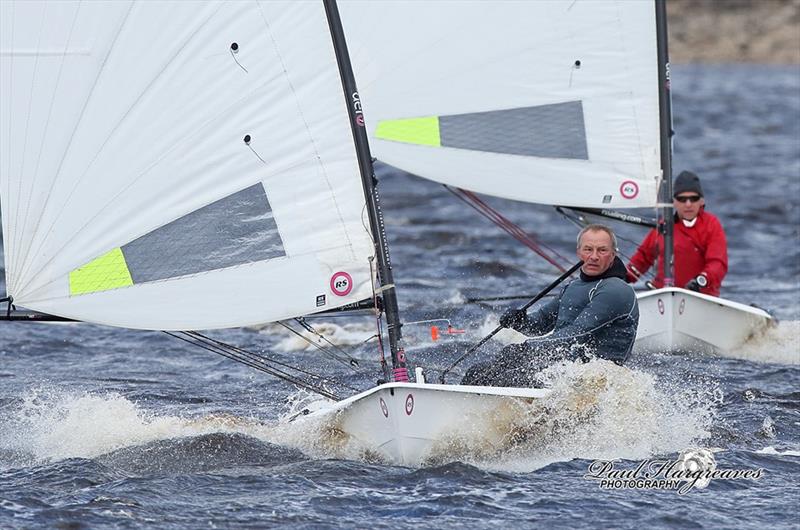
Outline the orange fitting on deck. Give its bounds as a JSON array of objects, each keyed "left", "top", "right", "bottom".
[{"left": 430, "top": 326, "right": 439, "bottom": 341}]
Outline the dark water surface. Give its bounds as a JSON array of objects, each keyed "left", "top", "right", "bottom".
[{"left": 1, "top": 65, "right": 798, "bottom": 529}]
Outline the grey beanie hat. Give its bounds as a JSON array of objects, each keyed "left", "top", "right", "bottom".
[{"left": 673, "top": 170, "right": 704, "bottom": 197}]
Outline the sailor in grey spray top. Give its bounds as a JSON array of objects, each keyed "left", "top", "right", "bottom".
[{"left": 462, "top": 224, "right": 639, "bottom": 388}]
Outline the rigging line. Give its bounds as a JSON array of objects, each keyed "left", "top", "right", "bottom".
[
  {"left": 448, "top": 186, "right": 567, "bottom": 265},
  {"left": 368, "top": 255, "right": 390, "bottom": 381},
  {"left": 163, "top": 332, "right": 330, "bottom": 394},
  {"left": 458, "top": 188, "right": 570, "bottom": 264},
  {"left": 14, "top": 1, "right": 83, "bottom": 287},
  {"left": 360, "top": 202, "right": 375, "bottom": 246},
  {"left": 446, "top": 186, "right": 569, "bottom": 272},
  {"left": 278, "top": 321, "right": 351, "bottom": 366},
  {"left": 293, "top": 318, "right": 361, "bottom": 368},
  {"left": 176, "top": 333, "right": 299, "bottom": 382},
  {"left": 229, "top": 48, "right": 248, "bottom": 73},
  {"left": 465, "top": 293, "right": 557, "bottom": 304},
  {"left": 191, "top": 339, "right": 339, "bottom": 393},
  {"left": 165, "top": 331, "right": 342, "bottom": 401},
  {"left": 303, "top": 310, "right": 375, "bottom": 319},
  {"left": 184, "top": 331, "right": 362, "bottom": 394},
  {"left": 246, "top": 144, "right": 266, "bottom": 163},
  {"left": 277, "top": 320, "right": 360, "bottom": 370},
  {"left": 182, "top": 330, "right": 361, "bottom": 393}
]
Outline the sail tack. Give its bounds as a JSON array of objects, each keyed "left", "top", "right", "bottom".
[
  {"left": 340, "top": 0, "right": 662, "bottom": 209},
  {"left": 0, "top": 1, "right": 375, "bottom": 329}
]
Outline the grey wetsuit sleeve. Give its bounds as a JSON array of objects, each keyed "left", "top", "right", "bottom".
[
  {"left": 537, "top": 279, "right": 636, "bottom": 344},
  {"left": 513, "top": 289, "right": 561, "bottom": 336}
]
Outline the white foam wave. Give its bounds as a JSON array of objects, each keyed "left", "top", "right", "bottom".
[
  {"left": 728, "top": 320, "right": 800, "bottom": 365},
  {"left": 478, "top": 314, "right": 527, "bottom": 346},
  {"left": 444, "top": 290, "right": 466, "bottom": 305},
  {"left": 463, "top": 360, "right": 717, "bottom": 472},
  {"left": 0, "top": 388, "right": 272, "bottom": 463},
  {"left": 756, "top": 446, "right": 800, "bottom": 457},
  {"left": 1, "top": 361, "right": 718, "bottom": 473}
]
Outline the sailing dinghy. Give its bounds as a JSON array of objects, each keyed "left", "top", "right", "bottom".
[
  {"left": 0, "top": 0, "right": 762, "bottom": 466},
  {"left": 341, "top": 1, "right": 774, "bottom": 357},
  {"left": 635, "top": 288, "right": 773, "bottom": 354}
]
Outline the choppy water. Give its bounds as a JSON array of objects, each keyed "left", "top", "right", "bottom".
[{"left": 1, "top": 65, "right": 798, "bottom": 529}]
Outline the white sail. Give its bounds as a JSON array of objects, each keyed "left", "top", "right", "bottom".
[
  {"left": 340, "top": 0, "right": 661, "bottom": 209},
  {"left": 0, "top": 1, "right": 376, "bottom": 330}
]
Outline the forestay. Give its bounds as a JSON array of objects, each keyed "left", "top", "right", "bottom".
[
  {"left": 339, "top": 0, "right": 661, "bottom": 209},
  {"left": 0, "top": 1, "right": 375, "bottom": 330}
]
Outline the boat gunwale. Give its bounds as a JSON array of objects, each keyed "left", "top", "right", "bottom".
[{"left": 635, "top": 287, "right": 773, "bottom": 319}]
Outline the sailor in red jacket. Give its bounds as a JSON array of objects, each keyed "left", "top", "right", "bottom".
[{"left": 626, "top": 171, "right": 728, "bottom": 296}]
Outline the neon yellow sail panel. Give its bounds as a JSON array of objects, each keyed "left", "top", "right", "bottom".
[
  {"left": 69, "top": 248, "right": 133, "bottom": 296},
  {"left": 375, "top": 116, "right": 440, "bottom": 147}
]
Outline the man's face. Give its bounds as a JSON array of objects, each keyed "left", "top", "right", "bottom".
[
  {"left": 577, "top": 229, "right": 616, "bottom": 277},
  {"left": 673, "top": 193, "right": 705, "bottom": 221}
]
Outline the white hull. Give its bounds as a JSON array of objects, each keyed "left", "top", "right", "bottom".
[
  {"left": 303, "top": 382, "right": 551, "bottom": 466},
  {"left": 634, "top": 287, "right": 774, "bottom": 355}
]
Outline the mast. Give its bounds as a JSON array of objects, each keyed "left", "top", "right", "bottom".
[
  {"left": 323, "top": 0, "right": 408, "bottom": 381},
  {"left": 655, "top": 0, "right": 675, "bottom": 286}
]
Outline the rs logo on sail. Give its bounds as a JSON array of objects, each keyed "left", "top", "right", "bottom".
[{"left": 330, "top": 271, "right": 353, "bottom": 296}]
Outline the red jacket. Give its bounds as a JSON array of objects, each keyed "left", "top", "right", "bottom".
[{"left": 626, "top": 210, "right": 728, "bottom": 296}]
